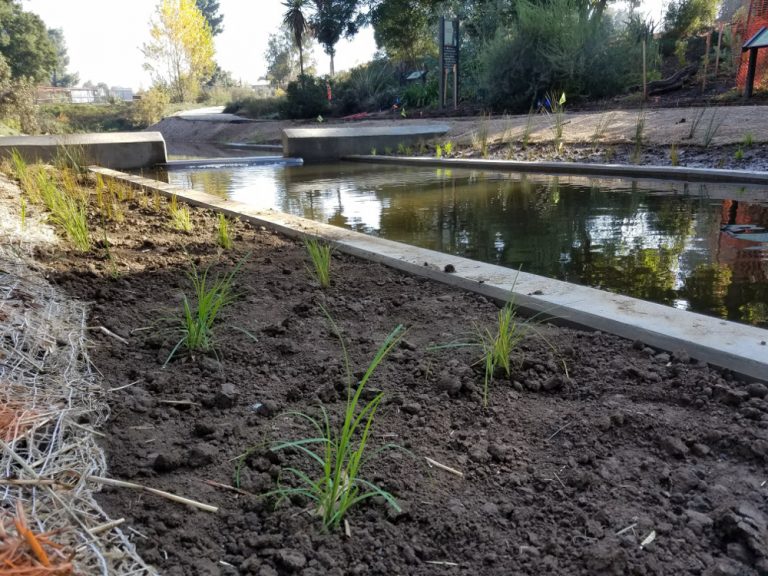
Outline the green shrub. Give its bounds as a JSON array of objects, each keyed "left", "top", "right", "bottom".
[
  {"left": 132, "top": 87, "right": 170, "bottom": 128},
  {"left": 223, "top": 96, "right": 284, "bottom": 119},
  {"left": 282, "top": 75, "right": 330, "bottom": 119},
  {"left": 332, "top": 60, "right": 397, "bottom": 115},
  {"left": 402, "top": 79, "right": 438, "bottom": 109}
]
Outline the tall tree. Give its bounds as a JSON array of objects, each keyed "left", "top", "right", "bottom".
[
  {"left": 310, "top": 0, "right": 363, "bottom": 76},
  {"left": 370, "top": 0, "right": 437, "bottom": 66},
  {"left": 265, "top": 26, "right": 315, "bottom": 88},
  {"left": 47, "top": 28, "right": 79, "bottom": 87},
  {"left": 283, "top": 0, "right": 311, "bottom": 77},
  {"left": 195, "top": 0, "right": 224, "bottom": 36},
  {"left": 0, "top": 0, "right": 57, "bottom": 82},
  {"left": 141, "top": 0, "right": 216, "bottom": 102}
]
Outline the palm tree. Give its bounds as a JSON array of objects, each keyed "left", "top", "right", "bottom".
[{"left": 282, "top": 0, "right": 310, "bottom": 78}]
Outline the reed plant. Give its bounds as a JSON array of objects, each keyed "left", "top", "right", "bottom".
[
  {"left": 702, "top": 108, "right": 725, "bottom": 147},
  {"left": 546, "top": 92, "right": 566, "bottom": 152},
  {"left": 472, "top": 113, "right": 491, "bottom": 158},
  {"left": 591, "top": 111, "right": 615, "bottom": 150},
  {"left": 305, "top": 238, "right": 332, "bottom": 288},
  {"left": 216, "top": 213, "right": 233, "bottom": 250},
  {"left": 435, "top": 144, "right": 443, "bottom": 159},
  {"left": 443, "top": 141, "right": 454, "bottom": 156},
  {"left": 521, "top": 107, "right": 535, "bottom": 149},
  {"left": 165, "top": 258, "right": 245, "bottom": 364},
  {"left": 250, "top": 314, "right": 405, "bottom": 530},
  {"left": 36, "top": 170, "right": 91, "bottom": 251},
  {"left": 169, "top": 195, "right": 193, "bottom": 232},
  {"left": 686, "top": 107, "right": 706, "bottom": 140},
  {"left": 669, "top": 144, "right": 679, "bottom": 166},
  {"left": 743, "top": 132, "right": 754, "bottom": 147},
  {"left": 630, "top": 109, "right": 646, "bottom": 164}
]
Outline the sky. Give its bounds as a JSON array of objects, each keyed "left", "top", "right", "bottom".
[{"left": 22, "top": 0, "right": 665, "bottom": 92}]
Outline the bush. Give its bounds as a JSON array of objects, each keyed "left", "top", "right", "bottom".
[
  {"left": 402, "top": 79, "right": 438, "bottom": 109},
  {"left": 282, "top": 75, "right": 330, "bottom": 119},
  {"left": 663, "top": 0, "right": 719, "bottom": 41},
  {"left": 0, "top": 54, "right": 38, "bottom": 134},
  {"left": 223, "top": 96, "right": 284, "bottom": 119},
  {"left": 131, "top": 87, "right": 170, "bottom": 128},
  {"left": 331, "top": 60, "right": 398, "bottom": 115}
]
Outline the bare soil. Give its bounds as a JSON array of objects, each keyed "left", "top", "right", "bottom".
[{"left": 23, "top": 175, "right": 768, "bottom": 576}]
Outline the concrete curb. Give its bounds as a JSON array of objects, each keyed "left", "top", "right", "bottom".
[
  {"left": 91, "top": 166, "right": 768, "bottom": 382},
  {"left": 345, "top": 155, "right": 768, "bottom": 185}
]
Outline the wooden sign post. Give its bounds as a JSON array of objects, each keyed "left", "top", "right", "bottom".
[{"left": 439, "top": 17, "right": 460, "bottom": 110}]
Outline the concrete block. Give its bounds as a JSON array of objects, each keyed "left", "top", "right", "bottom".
[
  {"left": 283, "top": 124, "right": 450, "bottom": 163},
  {"left": 0, "top": 132, "right": 167, "bottom": 170}
]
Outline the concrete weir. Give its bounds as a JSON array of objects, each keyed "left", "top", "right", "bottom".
[
  {"left": 282, "top": 124, "right": 450, "bottom": 163},
  {"left": 90, "top": 166, "right": 768, "bottom": 382},
  {"left": 0, "top": 132, "right": 167, "bottom": 170}
]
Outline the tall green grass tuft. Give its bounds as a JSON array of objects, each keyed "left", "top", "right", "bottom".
[
  {"left": 472, "top": 113, "right": 491, "bottom": 158},
  {"left": 630, "top": 109, "right": 646, "bottom": 164},
  {"left": 546, "top": 92, "right": 567, "bottom": 152},
  {"left": 165, "top": 258, "right": 245, "bottom": 365},
  {"left": 36, "top": 169, "right": 91, "bottom": 251},
  {"left": 169, "top": 194, "right": 193, "bottom": 232},
  {"left": 247, "top": 314, "right": 405, "bottom": 530},
  {"left": 216, "top": 213, "right": 233, "bottom": 250},
  {"left": 305, "top": 238, "right": 332, "bottom": 288}
]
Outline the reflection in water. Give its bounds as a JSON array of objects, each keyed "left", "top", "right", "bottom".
[{"left": 160, "top": 162, "right": 768, "bottom": 327}]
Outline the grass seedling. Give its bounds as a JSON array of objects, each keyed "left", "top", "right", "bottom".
[
  {"left": 631, "top": 109, "right": 646, "bottom": 164},
  {"left": 435, "top": 144, "right": 443, "bottom": 159},
  {"left": 544, "top": 92, "right": 567, "bottom": 152},
  {"left": 370, "top": 147, "right": 377, "bottom": 156},
  {"left": 169, "top": 195, "right": 193, "bottom": 232},
  {"left": 384, "top": 147, "right": 393, "bottom": 156},
  {"left": 743, "top": 132, "right": 754, "bottom": 147},
  {"left": 702, "top": 108, "right": 725, "bottom": 147},
  {"left": 249, "top": 314, "right": 406, "bottom": 530},
  {"left": 305, "top": 238, "right": 332, "bottom": 288},
  {"left": 591, "top": 111, "right": 615, "bottom": 150},
  {"left": 521, "top": 107, "right": 535, "bottom": 149},
  {"left": 35, "top": 170, "right": 91, "bottom": 251},
  {"left": 216, "top": 213, "right": 233, "bottom": 250},
  {"left": 472, "top": 113, "right": 491, "bottom": 158},
  {"left": 444, "top": 141, "right": 454, "bottom": 156},
  {"left": 397, "top": 142, "right": 407, "bottom": 155},
  {"left": 735, "top": 147, "right": 744, "bottom": 161},
  {"left": 165, "top": 258, "right": 245, "bottom": 365},
  {"left": 475, "top": 299, "right": 525, "bottom": 407},
  {"left": 686, "top": 107, "right": 706, "bottom": 140},
  {"left": 669, "top": 144, "right": 679, "bottom": 166}
]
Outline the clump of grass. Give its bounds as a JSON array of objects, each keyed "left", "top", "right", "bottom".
[
  {"left": 686, "top": 107, "right": 706, "bottom": 140},
  {"left": 742, "top": 132, "right": 754, "bottom": 147},
  {"left": 475, "top": 299, "right": 525, "bottom": 407},
  {"left": 702, "top": 108, "right": 725, "bottom": 147},
  {"left": 735, "top": 147, "right": 744, "bottom": 161},
  {"left": 35, "top": 169, "right": 91, "bottom": 251},
  {"left": 245, "top": 314, "right": 406, "bottom": 530},
  {"left": 472, "top": 113, "right": 491, "bottom": 158},
  {"left": 591, "top": 111, "right": 615, "bottom": 150},
  {"left": 521, "top": 107, "right": 535, "bottom": 149},
  {"left": 166, "top": 258, "right": 245, "bottom": 364},
  {"left": 384, "top": 146, "right": 393, "bottom": 156},
  {"left": 305, "top": 238, "right": 332, "bottom": 288},
  {"left": 169, "top": 194, "right": 193, "bottom": 232},
  {"left": 443, "top": 141, "right": 454, "bottom": 156},
  {"left": 545, "top": 92, "right": 566, "bottom": 152},
  {"left": 435, "top": 144, "right": 443, "bottom": 159},
  {"left": 630, "top": 109, "right": 646, "bottom": 164},
  {"left": 370, "top": 147, "right": 377, "bottom": 156},
  {"left": 669, "top": 144, "right": 679, "bottom": 166},
  {"left": 216, "top": 213, "right": 233, "bottom": 250}
]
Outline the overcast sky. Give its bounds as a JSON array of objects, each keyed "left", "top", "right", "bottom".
[{"left": 22, "top": 0, "right": 665, "bottom": 91}]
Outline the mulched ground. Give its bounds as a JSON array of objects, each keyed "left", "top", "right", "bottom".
[{"left": 30, "top": 178, "right": 768, "bottom": 576}]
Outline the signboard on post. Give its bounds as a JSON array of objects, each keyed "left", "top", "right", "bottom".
[{"left": 439, "top": 17, "right": 460, "bottom": 110}]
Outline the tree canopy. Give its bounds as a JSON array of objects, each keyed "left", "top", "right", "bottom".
[
  {"left": 47, "top": 28, "right": 79, "bottom": 87},
  {"left": 370, "top": 0, "right": 437, "bottom": 66},
  {"left": 310, "top": 0, "right": 364, "bottom": 76},
  {"left": 0, "top": 0, "right": 57, "bottom": 82},
  {"left": 195, "top": 0, "right": 224, "bottom": 36},
  {"left": 142, "top": 0, "right": 216, "bottom": 102}
]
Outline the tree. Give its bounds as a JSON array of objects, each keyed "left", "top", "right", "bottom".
[
  {"left": 142, "top": 0, "right": 216, "bottom": 102},
  {"left": 265, "top": 27, "right": 314, "bottom": 88},
  {"left": 47, "top": 28, "right": 79, "bottom": 87},
  {"left": 0, "top": 53, "right": 38, "bottom": 133},
  {"left": 283, "top": 0, "right": 311, "bottom": 77},
  {"left": 0, "top": 0, "right": 57, "bottom": 83},
  {"left": 311, "top": 0, "right": 364, "bottom": 76},
  {"left": 663, "top": 0, "right": 719, "bottom": 39},
  {"left": 370, "top": 0, "right": 437, "bottom": 67},
  {"left": 195, "top": 0, "right": 224, "bottom": 36}
]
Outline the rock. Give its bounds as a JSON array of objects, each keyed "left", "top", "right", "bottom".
[
  {"left": 518, "top": 546, "right": 540, "bottom": 557},
  {"left": 746, "top": 382, "right": 768, "bottom": 399},
  {"left": 661, "top": 436, "right": 689, "bottom": 459},
  {"left": 437, "top": 372, "right": 462, "bottom": 396},
  {"left": 186, "top": 444, "right": 217, "bottom": 468},
  {"left": 277, "top": 549, "right": 307, "bottom": 571},
  {"left": 691, "top": 443, "right": 711, "bottom": 457},
  {"left": 213, "top": 383, "right": 239, "bottom": 408},
  {"left": 401, "top": 402, "right": 421, "bottom": 415}
]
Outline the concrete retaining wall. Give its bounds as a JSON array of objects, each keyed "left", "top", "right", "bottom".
[
  {"left": 283, "top": 124, "right": 450, "bottom": 163},
  {"left": 0, "top": 132, "right": 167, "bottom": 170}
]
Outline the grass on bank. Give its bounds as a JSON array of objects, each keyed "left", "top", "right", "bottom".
[
  {"left": 305, "top": 238, "right": 333, "bottom": 288},
  {"left": 217, "top": 213, "right": 234, "bottom": 250},
  {"left": 242, "top": 313, "right": 406, "bottom": 530},
  {"left": 169, "top": 195, "right": 193, "bottom": 232}
]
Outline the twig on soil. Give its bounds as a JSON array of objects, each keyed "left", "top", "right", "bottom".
[
  {"left": 553, "top": 472, "right": 567, "bottom": 490},
  {"left": 108, "top": 379, "right": 142, "bottom": 392},
  {"left": 87, "top": 475, "right": 219, "bottom": 513},
  {"left": 425, "top": 457, "right": 464, "bottom": 478},
  {"left": 344, "top": 519, "right": 352, "bottom": 538},
  {"left": 157, "top": 399, "right": 200, "bottom": 407},
  {"left": 546, "top": 421, "right": 571, "bottom": 441},
  {"left": 425, "top": 560, "right": 460, "bottom": 567},
  {"left": 615, "top": 522, "right": 637, "bottom": 537},
  {"left": 87, "top": 518, "right": 125, "bottom": 536},
  {"left": 88, "top": 325, "right": 129, "bottom": 345},
  {"left": 201, "top": 479, "right": 251, "bottom": 496}
]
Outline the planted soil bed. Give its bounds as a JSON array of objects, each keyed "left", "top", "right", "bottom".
[{"left": 32, "top": 182, "right": 768, "bottom": 576}]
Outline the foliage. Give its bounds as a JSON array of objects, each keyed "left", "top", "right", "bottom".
[
  {"left": 310, "top": 0, "right": 365, "bottom": 76},
  {"left": 669, "top": 143, "right": 679, "bottom": 166},
  {"left": 166, "top": 258, "right": 244, "bottom": 364},
  {"left": 480, "top": 0, "right": 658, "bottom": 112},
  {"left": 169, "top": 194, "right": 193, "bottom": 232},
  {"left": 283, "top": 0, "right": 312, "bottom": 77},
  {"left": 476, "top": 299, "right": 525, "bottom": 407},
  {"left": 216, "top": 213, "right": 233, "bottom": 250},
  {"left": 0, "top": 0, "right": 57, "bottom": 83},
  {"left": 195, "top": 0, "right": 224, "bottom": 36},
  {"left": 370, "top": 0, "right": 437, "bottom": 66},
  {"left": 223, "top": 96, "right": 284, "bottom": 119},
  {"left": 663, "top": 0, "right": 718, "bottom": 40},
  {"left": 265, "top": 26, "right": 314, "bottom": 89},
  {"left": 282, "top": 74, "right": 329, "bottom": 119},
  {"left": 701, "top": 108, "right": 725, "bottom": 147},
  {"left": 132, "top": 87, "right": 172, "bottom": 127},
  {"left": 142, "top": 0, "right": 216, "bottom": 102},
  {"left": 332, "top": 59, "right": 397, "bottom": 114},
  {"left": 47, "top": 28, "right": 79, "bottom": 87},
  {"left": 401, "top": 78, "right": 438, "bottom": 109},
  {"left": 37, "top": 102, "right": 138, "bottom": 133},
  {"left": 251, "top": 316, "right": 406, "bottom": 530},
  {"left": 0, "top": 54, "right": 38, "bottom": 134},
  {"left": 305, "top": 238, "right": 332, "bottom": 288}
]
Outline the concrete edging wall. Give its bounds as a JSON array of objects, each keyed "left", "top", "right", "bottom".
[
  {"left": 91, "top": 166, "right": 768, "bottom": 383},
  {"left": 345, "top": 155, "right": 768, "bottom": 185}
]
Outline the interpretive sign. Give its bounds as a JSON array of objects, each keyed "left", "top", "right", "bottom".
[{"left": 439, "top": 17, "right": 460, "bottom": 109}]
